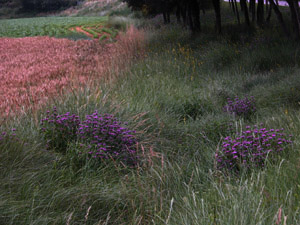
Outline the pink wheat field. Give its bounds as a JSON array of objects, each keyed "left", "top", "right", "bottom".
[{"left": 0, "top": 26, "right": 144, "bottom": 119}]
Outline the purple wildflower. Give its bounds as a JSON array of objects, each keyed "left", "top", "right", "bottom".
[
  {"left": 224, "top": 96, "right": 256, "bottom": 117},
  {"left": 215, "top": 125, "right": 293, "bottom": 173}
]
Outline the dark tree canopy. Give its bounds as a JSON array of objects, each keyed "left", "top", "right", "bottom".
[
  {"left": 123, "top": 0, "right": 300, "bottom": 39},
  {"left": 123, "top": 0, "right": 214, "bottom": 33},
  {"left": 20, "top": 0, "right": 79, "bottom": 12}
]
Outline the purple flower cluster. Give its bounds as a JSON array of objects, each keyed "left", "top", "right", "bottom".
[
  {"left": 40, "top": 108, "right": 138, "bottom": 166},
  {"left": 0, "top": 131, "right": 7, "bottom": 143},
  {"left": 224, "top": 96, "right": 256, "bottom": 117},
  {"left": 40, "top": 107, "right": 81, "bottom": 153},
  {"left": 0, "top": 128, "right": 17, "bottom": 145},
  {"left": 215, "top": 125, "right": 293, "bottom": 172},
  {"left": 77, "top": 111, "right": 137, "bottom": 165}
]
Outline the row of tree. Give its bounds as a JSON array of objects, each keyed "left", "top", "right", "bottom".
[
  {"left": 0, "top": 0, "right": 80, "bottom": 12},
  {"left": 21, "top": 0, "right": 79, "bottom": 11},
  {"left": 123, "top": 0, "right": 218, "bottom": 33},
  {"left": 122, "top": 0, "right": 300, "bottom": 39}
]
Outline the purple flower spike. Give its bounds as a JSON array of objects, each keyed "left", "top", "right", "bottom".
[
  {"left": 77, "top": 111, "right": 138, "bottom": 166},
  {"left": 224, "top": 96, "right": 256, "bottom": 117},
  {"left": 215, "top": 124, "right": 293, "bottom": 173},
  {"left": 41, "top": 108, "right": 139, "bottom": 167}
]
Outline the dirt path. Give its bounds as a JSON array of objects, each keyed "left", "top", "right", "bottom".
[
  {"left": 70, "top": 26, "right": 113, "bottom": 40},
  {"left": 71, "top": 26, "right": 96, "bottom": 38}
]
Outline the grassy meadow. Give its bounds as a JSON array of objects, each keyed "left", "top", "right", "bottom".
[{"left": 1, "top": 2, "right": 300, "bottom": 224}]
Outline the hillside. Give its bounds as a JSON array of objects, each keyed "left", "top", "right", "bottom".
[
  {"left": 59, "top": 0, "right": 130, "bottom": 17},
  {"left": 0, "top": 0, "right": 129, "bottom": 18}
]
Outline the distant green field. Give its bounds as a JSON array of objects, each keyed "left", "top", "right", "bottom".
[{"left": 0, "top": 16, "right": 108, "bottom": 38}]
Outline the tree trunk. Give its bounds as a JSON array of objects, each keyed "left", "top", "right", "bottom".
[
  {"left": 191, "top": 0, "right": 201, "bottom": 32},
  {"left": 294, "top": 0, "right": 300, "bottom": 31},
  {"left": 240, "top": 0, "right": 251, "bottom": 26},
  {"left": 286, "top": 0, "right": 300, "bottom": 39},
  {"left": 187, "top": 2, "right": 194, "bottom": 31},
  {"left": 231, "top": 0, "right": 236, "bottom": 15},
  {"left": 257, "top": 0, "right": 265, "bottom": 26},
  {"left": 266, "top": 0, "right": 272, "bottom": 22},
  {"left": 269, "top": 0, "right": 290, "bottom": 37},
  {"left": 250, "top": 0, "right": 256, "bottom": 22},
  {"left": 163, "top": 12, "right": 168, "bottom": 24},
  {"left": 230, "top": 0, "right": 236, "bottom": 14},
  {"left": 212, "top": 0, "right": 222, "bottom": 33},
  {"left": 176, "top": 4, "right": 181, "bottom": 23},
  {"left": 181, "top": 3, "right": 187, "bottom": 26},
  {"left": 234, "top": 0, "right": 241, "bottom": 24}
]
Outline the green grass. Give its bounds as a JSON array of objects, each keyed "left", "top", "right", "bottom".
[
  {"left": 81, "top": 26, "right": 100, "bottom": 38},
  {"left": 2, "top": 4, "right": 300, "bottom": 224},
  {"left": 0, "top": 16, "right": 108, "bottom": 38}
]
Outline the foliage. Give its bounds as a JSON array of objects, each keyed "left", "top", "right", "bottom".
[{"left": 107, "top": 16, "right": 132, "bottom": 31}]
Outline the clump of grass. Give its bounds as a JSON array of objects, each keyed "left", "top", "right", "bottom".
[
  {"left": 241, "top": 42, "right": 299, "bottom": 72},
  {"left": 202, "top": 42, "right": 240, "bottom": 71},
  {"left": 200, "top": 116, "right": 235, "bottom": 142},
  {"left": 173, "top": 98, "right": 214, "bottom": 121},
  {"left": 107, "top": 16, "right": 132, "bottom": 31}
]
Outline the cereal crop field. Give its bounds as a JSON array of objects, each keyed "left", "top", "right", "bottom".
[{"left": 0, "top": 16, "right": 144, "bottom": 117}]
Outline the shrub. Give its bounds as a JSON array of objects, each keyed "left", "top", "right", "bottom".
[
  {"left": 107, "top": 16, "right": 131, "bottom": 31},
  {"left": 201, "top": 118, "right": 234, "bottom": 142},
  {"left": 77, "top": 111, "right": 138, "bottom": 166},
  {"left": 40, "top": 107, "right": 80, "bottom": 153},
  {"left": 223, "top": 96, "right": 256, "bottom": 118},
  {"left": 215, "top": 125, "right": 293, "bottom": 173}
]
